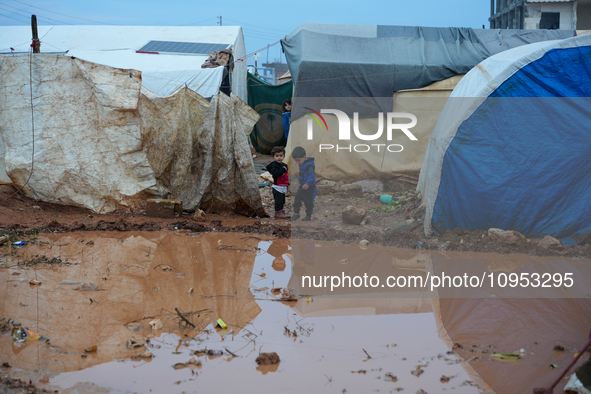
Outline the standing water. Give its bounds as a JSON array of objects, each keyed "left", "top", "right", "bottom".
[{"left": 0, "top": 231, "right": 588, "bottom": 393}]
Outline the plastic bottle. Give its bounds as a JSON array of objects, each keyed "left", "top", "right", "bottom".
[
  {"left": 11, "top": 323, "right": 25, "bottom": 342},
  {"left": 24, "top": 329, "right": 41, "bottom": 341}
]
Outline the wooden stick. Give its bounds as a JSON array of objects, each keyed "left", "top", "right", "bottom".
[
  {"left": 175, "top": 307, "right": 196, "bottom": 328},
  {"left": 224, "top": 347, "right": 240, "bottom": 357}
]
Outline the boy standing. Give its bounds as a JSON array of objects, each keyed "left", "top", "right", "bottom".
[
  {"left": 266, "top": 146, "right": 290, "bottom": 219},
  {"left": 291, "top": 146, "right": 316, "bottom": 221}
]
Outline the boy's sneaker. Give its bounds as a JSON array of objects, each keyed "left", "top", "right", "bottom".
[
  {"left": 291, "top": 214, "right": 300, "bottom": 221},
  {"left": 274, "top": 210, "right": 289, "bottom": 219},
  {"left": 302, "top": 215, "right": 312, "bottom": 221}
]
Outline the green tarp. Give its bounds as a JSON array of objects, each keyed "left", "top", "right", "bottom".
[{"left": 247, "top": 72, "right": 292, "bottom": 154}]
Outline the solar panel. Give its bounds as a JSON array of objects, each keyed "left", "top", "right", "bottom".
[{"left": 137, "top": 40, "right": 230, "bottom": 55}]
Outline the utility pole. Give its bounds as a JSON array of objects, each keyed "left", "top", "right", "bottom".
[
  {"left": 254, "top": 53, "right": 258, "bottom": 76},
  {"left": 31, "top": 14, "right": 40, "bottom": 53},
  {"left": 218, "top": 16, "right": 222, "bottom": 26}
]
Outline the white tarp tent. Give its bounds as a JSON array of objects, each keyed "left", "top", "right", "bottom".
[
  {"left": 0, "top": 25, "right": 247, "bottom": 101},
  {"left": 0, "top": 54, "right": 264, "bottom": 215},
  {"left": 0, "top": 25, "right": 248, "bottom": 186}
]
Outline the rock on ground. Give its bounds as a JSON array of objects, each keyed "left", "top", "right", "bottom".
[
  {"left": 352, "top": 179, "right": 383, "bottom": 194},
  {"left": 387, "top": 222, "right": 421, "bottom": 233},
  {"left": 317, "top": 183, "right": 336, "bottom": 195},
  {"left": 342, "top": 206, "right": 366, "bottom": 225},
  {"left": 339, "top": 184, "right": 364, "bottom": 198},
  {"left": 488, "top": 228, "right": 526, "bottom": 245},
  {"left": 538, "top": 235, "right": 562, "bottom": 249},
  {"left": 193, "top": 209, "right": 206, "bottom": 222}
]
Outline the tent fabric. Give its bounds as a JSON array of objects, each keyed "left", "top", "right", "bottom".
[
  {"left": 247, "top": 72, "right": 293, "bottom": 154},
  {"left": 285, "top": 90, "right": 458, "bottom": 182},
  {"left": 281, "top": 23, "right": 574, "bottom": 117},
  {"left": 0, "top": 26, "right": 247, "bottom": 101},
  {"left": 0, "top": 54, "right": 264, "bottom": 215},
  {"left": 0, "top": 54, "right": 160, "bottom": 212},
  {"left": 418, "top": 34, "right": 591, "bottom": 241},
  {"left": 280, "top": 23, "right": 577, "bottom": 183},
  {"left": 140, "top": 88, "right": 264, "bottom": 216}
]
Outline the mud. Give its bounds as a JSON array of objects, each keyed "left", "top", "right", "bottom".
[
  {"left": 2, "top": 184, "right": 591, "bottom": 258},
  {"left": 0, "top": 184, "right": 287, "bottom": 235},
  {"left": 292, "top": 224, "right": 591, "bottom": 258},
  {"left": 0, "top": 231, "right": 589, "bottom": 393},
  {"left": 0, "top": 367, "right": 53, "bottom": 394}
]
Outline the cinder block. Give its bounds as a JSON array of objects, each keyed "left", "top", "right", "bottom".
[{"left": 146, "top": 199, "right": 182, "bottom": 218}]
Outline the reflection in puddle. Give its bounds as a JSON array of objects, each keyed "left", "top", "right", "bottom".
[
  {"left": 256, "top": 363, "right": 279, "bottom": 375},
  {"left": 0, "top": 231, "right": 588, "bottom": 393}
]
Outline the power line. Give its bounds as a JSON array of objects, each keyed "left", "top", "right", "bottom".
[
  {"left": 183, "top": 17, "right": 217, "bottom": 26},
  {"left": 0, "top": 2, "right": 32, "bottom": 16},
  {"left": 240, "top": 28, "right": 285, "bottom": 40},
  {"left": 0, "top": 11, "right": 28, "bottom": 23},
  {"left": 242, "top": 31, "right": 283, "bottom": 41},
  {"left": 238, "top": 25, "right": 288, "bottom": 37},
  {"left": 29, "top": 15, "right": 72, "bottom": 25},
  {"left": 223, "top": 18, "right": 290, "bottom": 33},
  {"left": 0, "top": 3, "right": 72, "bottom": 25},
  {"left": 241, "top": 26, "right": 284, "bottom": 37},
  {"left": 8, "top": 0, "right": 118, "bottom": 25},
  {"left": 0, "top": 14, "right": 29, "bottom": 23}
]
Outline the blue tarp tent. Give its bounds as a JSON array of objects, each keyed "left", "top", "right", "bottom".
[{"left": 418, "top": 34, "right": 591, "bottom": 244}]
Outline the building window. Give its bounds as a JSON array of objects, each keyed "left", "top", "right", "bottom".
[{"left": 540, "top": 12, "right": 560, "bottom": 29}]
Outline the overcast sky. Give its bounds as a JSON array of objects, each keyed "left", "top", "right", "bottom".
[{"left": 0, "top": 0, "right": 491, "bottom": 62}]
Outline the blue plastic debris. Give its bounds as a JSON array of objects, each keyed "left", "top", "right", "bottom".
[{"left": 12, "top": 241, "right": 27, "bottom": 246}]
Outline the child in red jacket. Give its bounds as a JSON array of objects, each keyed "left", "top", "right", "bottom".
[{"left": 266, "top": 146, "right": 289, "bottom": 218}]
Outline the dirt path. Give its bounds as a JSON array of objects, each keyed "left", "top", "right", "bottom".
[{"left": 1, "top": 184, "right": 590, "bottom": 258}]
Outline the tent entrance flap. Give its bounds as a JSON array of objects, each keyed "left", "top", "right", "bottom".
[{"left": 247, "top": 72, "right": 293, "bottom": 154}]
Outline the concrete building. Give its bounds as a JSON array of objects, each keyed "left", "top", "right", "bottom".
[
  {"left": 489, "top": 0, "right": 591, "bottom": 30},
  {"left": 262, "top": 62, "right": 289, "bottom": 84}
]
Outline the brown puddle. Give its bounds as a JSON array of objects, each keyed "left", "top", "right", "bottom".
[{"left": 0, "top": 231, "right": 589, "bottom": 393}]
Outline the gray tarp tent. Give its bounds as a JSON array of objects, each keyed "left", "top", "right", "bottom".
[
  {"left": 280, "top": 24, "right": 576, "bottom": 181},
  {"left": 282, "top": 24, "right": 574, "bottom": 114}
]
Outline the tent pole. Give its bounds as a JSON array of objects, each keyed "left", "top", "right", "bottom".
[{"left": 31, "top": 15, "right": 40, "bottom": 53}]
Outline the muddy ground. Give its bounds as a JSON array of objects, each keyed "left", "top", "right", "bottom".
[
  {"left": 0, "top": 364, "right": 53, "bottom": 394},
  {"left": 0, "top": 159, "right": 589, "bottom": 393},
  {"left": 1, "top": 231, "right": 588, "bottom": 394},
  {"left": 1, "top": 183, "right": 590, "bottom": 259}
]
